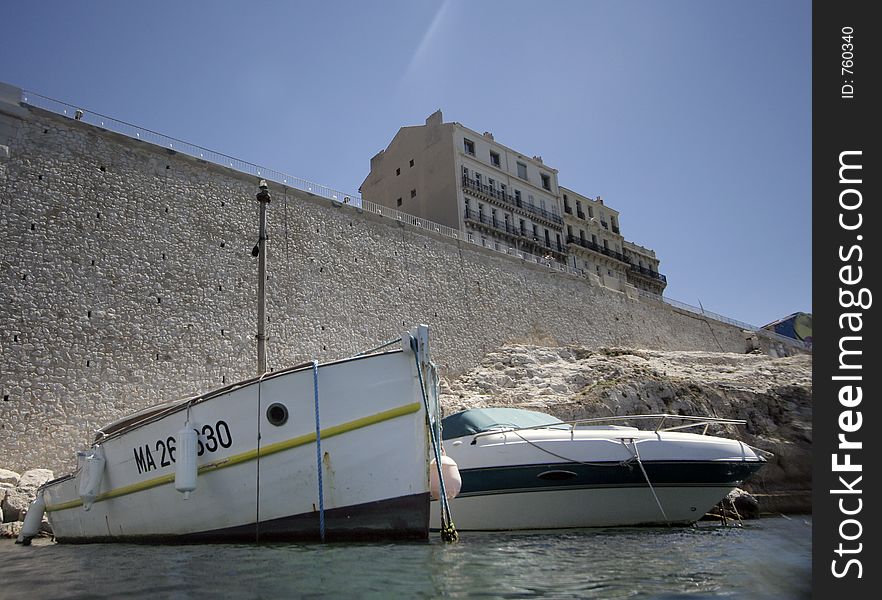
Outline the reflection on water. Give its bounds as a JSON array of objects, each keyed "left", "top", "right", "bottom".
[{"left": 1, "top": 517, "right": 810, "bottom": 599}]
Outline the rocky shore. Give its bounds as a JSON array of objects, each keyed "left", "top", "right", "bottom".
[
  {"left": 1, "top": 468, "right": 54, "bottom": 539},
  {"left": 440, "top": 345, "right": 812, "bottom": 514}
]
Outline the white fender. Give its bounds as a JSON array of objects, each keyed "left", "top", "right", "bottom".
[
  {"left": 430, "top": 455, "right": 462, "bottom": 500},
  {"left": 16, "top": 494, "right": 46, "bottom": 545},
  {"left": 175, "top": 425, "right": 198, "bottom": 499},
  {"left": 78, "top": 445, "right": 106, "bottom": 511}
]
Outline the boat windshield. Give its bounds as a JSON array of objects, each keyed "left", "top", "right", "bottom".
[{"left": 441, "top": 408, "right": 568, "bottom": 440}]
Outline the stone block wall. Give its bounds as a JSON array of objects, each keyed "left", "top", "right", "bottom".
[{"left": 2, "top": 104, "right": 752, "bottom": 473}]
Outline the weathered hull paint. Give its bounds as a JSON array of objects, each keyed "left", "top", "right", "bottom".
[{"left": 40, "top": 338, "right": 435, "bottom": 544}]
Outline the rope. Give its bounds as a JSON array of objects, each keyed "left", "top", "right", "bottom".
[
  {"left": 312, "top": 360, "right": 326, "bottom": 542},
  {"left": 411, "top": 336, "right": 458, "bottom": 542},
  {"left": 621, "top": 439, "right": 670, "bottom": 526}
]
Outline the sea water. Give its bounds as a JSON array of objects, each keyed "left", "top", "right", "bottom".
[{"left": 1, "top": 516, "right": 810, "bottom": 599}]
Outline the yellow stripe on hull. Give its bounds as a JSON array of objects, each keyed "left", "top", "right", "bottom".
[{"left": 46, "top": 402, "right": 422, "bottom": 513}]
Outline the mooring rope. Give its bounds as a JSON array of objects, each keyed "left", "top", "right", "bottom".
[
  {"left": 312, "top": 360, "right": 326, "bottom": 542},
  {"left": 621, "top": 439, "right": 671, "bottom": 526},
  {"left": 410, "top": 335, "right": 458, "bottom": 542}
]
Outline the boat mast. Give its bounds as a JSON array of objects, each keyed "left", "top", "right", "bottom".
[{"left": 255, "top": 180, "right": 271, "bottom": 376}]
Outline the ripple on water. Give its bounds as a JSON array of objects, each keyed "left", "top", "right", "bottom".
[{"left": 0, "top": 517, "right": 811, "bottom": 599}]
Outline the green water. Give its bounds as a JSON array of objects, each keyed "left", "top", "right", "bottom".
[{"left": 1, "top": 516, "right": 810, "bottom": 599}]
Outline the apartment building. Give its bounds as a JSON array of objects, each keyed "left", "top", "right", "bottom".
[
  {"left": 360, "top": 111, "right": 666, "bottom": 295},
  {"left": 360, "top": 110, "right": 566, "bottom": 261}
]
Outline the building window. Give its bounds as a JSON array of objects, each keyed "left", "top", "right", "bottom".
[
  {"left": 532, "top": 224, "right": 538, "bottom": 240},
  {"left": 397, "top": 197, "right": 403, "bottom": 207},
  {"left": 475, "top": 173, "right": 482, "bottom": 187},
  {"left": 592, "top": 234, "right": 597, "bottom": 244},
  {"left": 541, "top": 173, "right": 551, "bottom": 191},
  {"left": 519, "top": 219, "right": 526, "bottom": 235},
  {"left": 488, "top": 178, "right": 495, "bottom": 189},
  {"left": 567, "top": 225, "right": 573, "bottom": 237},
  {"left": 588, "top": 206, "right": 594, "bottom": 218},
  {"left": 396, "top": 168, "right": 401, "bottom": 176},
  {"left": 517, "top": 162, "right": 528, "bottom": 180},
  {"left": 514, "top": 190, "right": 522, "bottom": 205},
  {"left": 580, "top": 230, "right": 586, "bottom": 242},
  {"left": 544, "top": 229, "right": 550, "bottom": 247},
  {"left": 410, "top": 189, "right": 416, "bottom": 198},
  {"left": 462, "top": 166, "right": 469, "bottom": 178},
  {"left": 464, "top": 138, "right": 475, "bottom": 155},
  {"left": 492, "top": 208, "right": 498, "bottom": 227},
  {"left": 490, "top": 151, "right": 501, "bottom": 167},
  {"left": 409, "top": 159, "right": 415, "bottom": 167},
  {"left": 500, "top": 183, "right": 507, "bottom": 196}
]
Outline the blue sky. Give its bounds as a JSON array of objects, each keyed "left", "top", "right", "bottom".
[{"left": 2, "top": 0, "right": 811, "bottom": 329}]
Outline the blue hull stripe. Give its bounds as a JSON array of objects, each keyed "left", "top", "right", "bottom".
[{"left": 458, "top": 460, "right": 764, "bottom": 498}]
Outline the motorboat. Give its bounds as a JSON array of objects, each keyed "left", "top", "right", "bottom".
[{"left": 431, "top": 407, "right": 766, "bottom": 530}]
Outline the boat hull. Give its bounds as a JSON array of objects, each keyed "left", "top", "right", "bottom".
[
  {"left": 432, "top": 424, "right": 766, "bottom": 530},
  {"left": 432, "top": 460, "right": 764, "bottom": 530},
  {"left": 41, "top": 343, "right": 434, "bottom": 543}
]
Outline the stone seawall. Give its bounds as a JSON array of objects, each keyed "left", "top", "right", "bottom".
[{"left": 3, "top": 102, "right": 764, "bottom": 473}]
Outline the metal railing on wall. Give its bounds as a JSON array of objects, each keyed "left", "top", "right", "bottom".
[
  {"left": 21, "top": 89, "right": 808, "bottom": 351},
  {"left": 637, "top": 290, "right": 808, "bottom": 350}
]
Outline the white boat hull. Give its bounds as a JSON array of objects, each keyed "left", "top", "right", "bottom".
[
  {"left": 432, "top": 484, "right": 743, "bottom": 530},
  {"left": 432, "top": 419, "right": 765, "bottom": 530},
  {"left": 40, "top": 334, "right": 436, "bottom": 543}
]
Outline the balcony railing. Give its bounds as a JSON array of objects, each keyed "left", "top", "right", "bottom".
[
  {"left": 564, "top": 205, "right": 572, "bottom": 214},
  {"left": 462, "top": 176, "right": 563, "bottom": 226},
  {"left": 629, "top": 264, "right": 667, "bottom": 283},
  {"left": 465, "top": 209, "right": 566, "bottom": 254},
  {"left": 576, "top": 211, "right": 585, "bottom": 219},
  {"left": 566, "top": 235, "right": 631, "bottom": 264}
]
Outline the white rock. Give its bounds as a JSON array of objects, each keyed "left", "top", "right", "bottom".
[
  {"left": 17, "top": 468, "right": 54, "bottom": 492},
  {"left": 0, "top": 468, "right": 20, "bottom": 486}
]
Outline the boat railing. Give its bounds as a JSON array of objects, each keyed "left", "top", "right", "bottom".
[{"left": 469, "top": 413, "right": 747, "bottom": 442}]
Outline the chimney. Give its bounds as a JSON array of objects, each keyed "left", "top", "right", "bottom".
[
  {"left": 533, "top": 155, "right": 543, "bottom": 164},
  {"left": 426, "top": 110, "right": 443, "bottom": 126},
  {"left": 483, "top": 131, "right": 494, "bottom": 140},
  {"left": 596, "top": 195, "right": 603, "bottom": 205}
]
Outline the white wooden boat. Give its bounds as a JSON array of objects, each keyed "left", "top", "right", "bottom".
[
  {"left": 19, "top": 326, "right": 445, "bottom": 543},
  {"left": 431, "top": 408, "right": 766, "bottom": 530}
]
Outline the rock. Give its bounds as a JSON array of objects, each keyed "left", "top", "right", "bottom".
[
  {"left": 2, "top": 488, "right": 31, "bottom": 522},
  {"left": 728, "top": 488, "right": 760, "bottom": 519},
  {"left": 0, "top": 521, "right": 23, "bottom": 539},
  {"left": 17, "top": 469, "right": 54, "bottom": 492},
  {"left": 0, "top": 468, "right": 20, "bottom": 486}
]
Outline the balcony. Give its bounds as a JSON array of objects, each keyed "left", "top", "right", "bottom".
[
  {"left": 462, "top": 176, "right": 563, "bottom": 227},
  {"left": 566, "top": 235, "right": 631, "bottom": 264},
  {"left": 465, "top": 209, "right": 566, "bottom": 256},
  {"left": 576, "top": 210, "right": 585, "bottom": 219},
  {"left": 629, "top": 264, "right": 667, "bottom": 283}
]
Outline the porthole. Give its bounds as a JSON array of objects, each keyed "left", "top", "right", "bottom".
[{"left": 266, "top": 403, "right": 289, "bottom": 426}]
